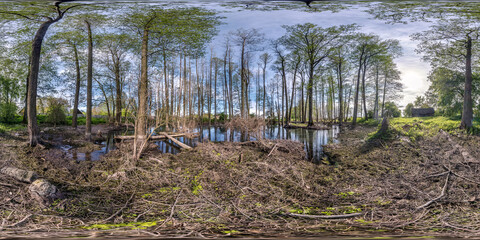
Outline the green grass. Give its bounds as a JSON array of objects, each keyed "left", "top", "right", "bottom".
[
  {"left": 368, "top": 116, "right": 480, "bottom": 142},
  {"left": 357, "top": 118, "right": 381, "bottom": 126},
  {"left": 0, "top": 123, "right": 25, "bottom": 133}
]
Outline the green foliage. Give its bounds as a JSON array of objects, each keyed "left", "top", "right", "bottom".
[
  {"left": 404, "top": 103, "right": 414, "bottom": 117},
  {"left": 191, "top": 172, "right": 203, "bottom": 195},
  {"left": 388, "top": 117, "right": 480, "bottom": 140},
  {"left": 383, "top": 102, "right": 401, "bottom": 118},
  {"left": 218, "top": 112, "right": 227, "bottom": 122},
  {"left": 0, "top": 102, "right": 17, "bottom": 123},
  {"left": 0, "top": 122, "right": 24, "bottom": 133},
  {"left": 65, "top": 116, "right": 106, "bottom": 126},
  {"left": 46, "top": 97, "right": 68, "bottom": 125},
  {"left": 357, "top": 118, "right": 380, "bottom": 126}
]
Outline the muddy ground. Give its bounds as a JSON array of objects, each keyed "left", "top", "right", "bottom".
[{"left": 1, "top": 123, "right": 480, "bottom": 238}]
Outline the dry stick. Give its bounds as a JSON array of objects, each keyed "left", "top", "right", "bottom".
[
  {"left": 416, "top": 172, "right": 450, "bottom": 210},
  {"left": 442, "top": 220, "right": 480, "bottom": 233},
  {"left": 393, "top": 209, "right": 429, "bottom": 229},
  {"left": 155, "top": 190, "right": 182, "bottom": 230},
  {"left": 103, "top": 193, "right": 134, "bottom": 223},
  {"left": 285, "top": 212, "right": 362, "bottom": 219},
  {"left": 267, "top": 143, "right": 278, "bottom": 157},
  {"left": 443, "top": 164, "right": 480, "bottom": 185},
  {"left": 136, "top": 126, "right": 164, "bottom": 160},
  {"left": 6, "top": 214, "right": 33, "bottom": 228}
]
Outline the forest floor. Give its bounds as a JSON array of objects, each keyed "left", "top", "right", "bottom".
[{"left": 0, "top": 119, "right": 480, "bottom": 238}]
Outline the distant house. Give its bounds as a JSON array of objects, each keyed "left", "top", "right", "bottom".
[
  {"left": 411, "top": 108, "right": 435, "bottom": 117},
  {"left": 74, "top": 109, "right": 84, "bottom": 118}
]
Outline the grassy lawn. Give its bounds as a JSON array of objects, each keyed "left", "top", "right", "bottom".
[{"left": 365, "top": 116, "right": 480, "bottom": 141}]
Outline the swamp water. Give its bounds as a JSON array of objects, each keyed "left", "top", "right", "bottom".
[{"left": 66, "top": 126, "right": 340, "bottom": 162}]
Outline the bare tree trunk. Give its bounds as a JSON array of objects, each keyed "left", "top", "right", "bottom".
[
  {"left": 240, "top": 41, "right": 246, "bottom": 118},
  {"left": 85, "top": 20, "right": 93, "bottom": 141},
  {"left": 337, "top": 59, "right": 343, "bottom": 126},
  {"left": 352, "top": 51, "right": 364, "bottom": 127},
  {"left": 461, "top": 36, "right": 473, "bottom": 129},
  {"left": 361, "top": 58, "right": 368, "bottom": 120},
  {"left": 381, "top": 68, "right": 387, "bottom": 118},
  {"left": 163, "top": 49, "right": 169, "bottom": 130},
  {"left": 137, "top": 27, "right": 149, "bottom": 142},
  {"left": 72, "top": 43, "right": 81, "bottom": 128},
  {"left": 27, "top": 21, "right": 56, "bottom": 146},
  {"left": 373, "top": 64, "right": 379, "bottom": 120},
  {"left": 307, "top": 62, "right": 314, "bottom": 127},
  {"left": 214, "top": 58, "right": 218, "bottom": 123},
  {"left": 262, "top": 63, "right": 267, "bottom": 119},
  {"left": 23, "top": 56, "right": 31, "bottom": 124},
  {"left": 114, "top": 58, "right": 122, "bottom": 125}
]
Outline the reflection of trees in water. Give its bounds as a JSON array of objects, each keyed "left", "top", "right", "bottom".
[{"left": 306, "top": 129, "right": 314, "bottom": 161}]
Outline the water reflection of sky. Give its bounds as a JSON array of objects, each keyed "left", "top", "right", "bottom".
[
  {"left": 156, "top": 126, "right": 340, "bottom": 162},
  {"left": 70, "top": 126, "right": 339, "bottom": 162}
]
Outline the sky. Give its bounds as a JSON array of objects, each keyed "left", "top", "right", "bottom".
[
  {"left": 198, "top": 2, "right": 434, "bottom": 109},
  {"left": 208, "top": 2, "right": 430, "bottom": 108}
]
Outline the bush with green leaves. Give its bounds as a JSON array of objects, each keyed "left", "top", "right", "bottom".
[
  {"left": 0, "top": 102, "right": 17, "bottom": 123},
  {"left": 46, "top": 97, "right": 68, "bottom": 126}
]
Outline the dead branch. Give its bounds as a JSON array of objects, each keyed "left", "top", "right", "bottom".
[
  {"left": 6, "top": 214, "right": 33, "bottom": 228},
  {"left": 267, "top": 144, "right": 278, "bottom": 157},
  {"left": 416, "top": 172, "right": 450, "bottom": 210},
  {"left": 102, "top": 192, "right": 134, "bottom": 223}
]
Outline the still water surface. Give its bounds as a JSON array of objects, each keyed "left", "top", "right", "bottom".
[{"left": 68, "top": 126, "right": 340, "bottom": 162}]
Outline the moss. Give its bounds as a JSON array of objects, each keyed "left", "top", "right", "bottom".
[
  {"left": 222, "top": 230, "right": 240, "bottom": 234},
  {"left": 84, "top": 221, "right": 158, "bottom": 230}
]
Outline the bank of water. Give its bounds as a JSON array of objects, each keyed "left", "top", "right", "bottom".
[{"left": 67, "top": 125, "right": 340, "bottom": 162}]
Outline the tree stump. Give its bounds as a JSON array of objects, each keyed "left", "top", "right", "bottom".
[
  {"left": 378, "top": 117, "right": 389, "bottom": 135},
  {"left": 28, "top": 179, "right": 63, "bottom": 206}
]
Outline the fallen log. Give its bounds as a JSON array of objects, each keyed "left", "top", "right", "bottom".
[
  {"left": 115, "top": 133, "right": 198, "bottom": 141},
  {"left": 0, "top": 167, "right": 38, "bottom": 183},
  {"left": 160, "top": 132, "right": 192, "bottom": 150}
]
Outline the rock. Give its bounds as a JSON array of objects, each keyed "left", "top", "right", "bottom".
[
  {"left": 28, "top": 179, "right": 63, "bottom": 206},
  {"left": 0, "top": 167, "right": 38, "bottom": 183}
]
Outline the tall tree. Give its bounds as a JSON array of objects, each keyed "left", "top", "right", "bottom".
[
  {"left": 412, "top": 18, "right": 480, "bottom": 128},
  {"left": 281, "top": 23, "right": 356, "bottom": 127},
  {"left": 231, "top": 28, "right": 264, "bottom": 119},
  {"left": 0, "top": 1, "right": 81, "bottom": 146}
]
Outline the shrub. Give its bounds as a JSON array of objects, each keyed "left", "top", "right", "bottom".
[
  {"left": 0, "top": 102, "right": 17, "bottom": 123},
  {"left": 46, "top": 97, "right": 68, "bottom": 126}
]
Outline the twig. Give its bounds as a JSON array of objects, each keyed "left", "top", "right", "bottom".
[
  {"left": 267, "top": 144, "right": 278, "bottom": 157},
  {"left": 416, "top": 172, "right": 450, "bottom": 210},
  {"left": 443, "top": 164, "right": 480, "bottom": 185},
  {"left": 102, "top": 192, "right": 134, "bottom": 223},
  {"left": 154, "top": 191, "right": 182, "bottom": 231},
  {"left": 6, "top": 214, "right": 33, "bottom": 228},
  {"left": 442, "top": 220, "right": 480, "bottom": 233}
]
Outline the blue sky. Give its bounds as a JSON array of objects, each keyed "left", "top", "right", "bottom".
[{"left": 201, "top": 2, "right": 434, "bottom": 109}]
